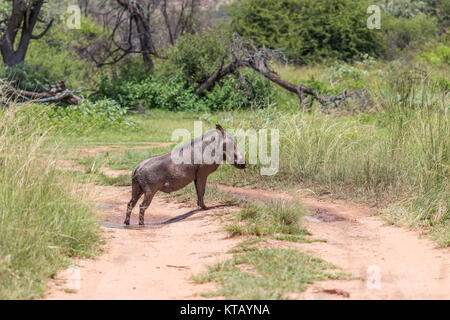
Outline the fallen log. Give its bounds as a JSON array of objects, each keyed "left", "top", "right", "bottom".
[{"left": 0, "top": 80, "right": 83, "bottom": 105}]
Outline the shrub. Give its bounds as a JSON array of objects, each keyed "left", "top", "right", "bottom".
[
  {"left": 122, "top": 71, "right": 272, "bottom": 112},
  {"left": 161, "top": 29, "right": 230, "bottom": 87},
  {"left": 130, "top": 75, "right": 208, "bottom": 112},
  {"left": 419, "top": 42, "right": 450, "bottom": 66},
  {"left": 204, "top": 69, "right": 274, "bottom": 111},
  {"left": 228, "top": 0, "right": 385, "bottom": 63},
  {"left": 24, "top": 99, "right": 132, "bottom": 135},
  {"left": 95, "top": 57, "right": 150, "bottom": 109},
  {"left": 96, "top": 29, "right": 273, "bottom": 112},
  {"left": 383, "top": 14, "right": 438, "bottom": 55}
]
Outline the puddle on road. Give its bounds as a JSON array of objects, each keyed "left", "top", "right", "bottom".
[
  {"left": 95, "top": 201, "right": 172, "bottom": 229},
  {"left": 97, "top": 203, "right": 233, "bottom": 230},
  {"left": 99, "top": 213, "right": 174, "bottom": 230},
  {"left": 309, "top": 208, "right": 345, "bottom": 222}
]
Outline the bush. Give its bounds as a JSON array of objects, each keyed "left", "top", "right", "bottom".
[
  {"left": 25, "top": 99, "right": 132, "bottom": 135},
  {"left": 203, "top": 70, "right": 274, "bottom": 111},
  {"left": 118, "top": 71, "right": 273, "bottom": 112},
  {"left": 161, "top": 30, "right": 230, "bottom": 87},
  {"left": 383, "top": 14, "right": 438, "bottom": 55},
  {"left": 130, "top": 75, "right": 208, "bottom": 112},
  {"left": 95, "top": 57, "right": 150, "bottom": 109},
  {"left": 420, "top": 42, "right": 450, "bottom": 66},
  {"left": 229, "top": 0, "right": 385, "bottom": 64}
]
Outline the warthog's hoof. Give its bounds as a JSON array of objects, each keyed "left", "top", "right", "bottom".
[
  {"left": 139, "top": 222, "right": 145, "bottom": 226},
  {"left": 124, "top": 219, "right": 130, "bottom": 225}
]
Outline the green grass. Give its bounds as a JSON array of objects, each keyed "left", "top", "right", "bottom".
[
  {"left": 77, "top": 146, "right": 173, "bottom": 172},
  {"left": 205, "top": 63, "right": 449, "bottom": 246},
  {"left": 224, "top": 201, "right": 310, "bottom": 237},
  {"left": 96, "top": 173, "right": 132, "bottom": 186},
  {"left": 56, "top": 110, "right": 212, "bottom": 145},
  {"left": 0, "top": 106, "right": 101, "bottom": 299},
  {"left": 169, "top": 182, "right": 337, "bottom": 299},
  {"left": 193, "top": 248, "right": 350, "bottom": 299}
]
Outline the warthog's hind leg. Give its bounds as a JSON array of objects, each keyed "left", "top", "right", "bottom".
[
  {"left": 124, "top": 181, "right": 143, "bottom": 225},
  {"left": 139, "top": 189, "right": 156, "bottom": 226}
]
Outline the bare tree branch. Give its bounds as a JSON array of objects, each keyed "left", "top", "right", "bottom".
[
  {"left": 30, "top": 18, "right": 54, "bottom": 40},
  {"left": 196, "top": 34, "right": 372, "bottom": 112}
]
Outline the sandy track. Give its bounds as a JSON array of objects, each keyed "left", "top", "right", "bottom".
[
  {"left": 217, "top": 185, "right": 450, "bottom": 300},
  {"left": 45, "top": 186, "right": 240, "bottom": 300},
  {"left": 45, "top": 154, "right": 449, "bottom": 300}
]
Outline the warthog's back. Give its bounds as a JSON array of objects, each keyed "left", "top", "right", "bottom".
[{"left": 132, "top": 151, "right": 198, "bottom": 193}]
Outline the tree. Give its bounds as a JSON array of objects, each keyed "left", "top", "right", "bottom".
[
  {"left": 0, "top": 0, "right": 54, "bottom": 67},
  {"left": 81, "top": 0, "right": 203, "bottom": 70},
  {"left": 229, "top": 0, "right": 384, "bottom": 64}
]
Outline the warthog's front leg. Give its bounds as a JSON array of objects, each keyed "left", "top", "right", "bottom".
[
  {"left": 139, "top": 189, "right": 156, "bottom": 225},
  {"left": 194, "top": 176, "right": 208, "bottom": 210}
]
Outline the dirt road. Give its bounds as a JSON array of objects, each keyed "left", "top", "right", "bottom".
[
  {"left": 45, "top": 145, "right": 449, "bottom": 300},
  {"left": 46, "top": 185, "right": 241, "bottom": 299},
  {"left": 218, "top": 185, "right": 450, "bottom": 299}
]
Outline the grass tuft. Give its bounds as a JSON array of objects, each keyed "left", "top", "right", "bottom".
[
  {"left": 193, "top": 248, "right": 350, "bottom": 299},
  {"left": 225, "top": 201, "right": 310, "bottom": 237}
]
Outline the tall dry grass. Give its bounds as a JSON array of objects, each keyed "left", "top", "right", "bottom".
[{"left": 0, "top": 104, "right": 100, "bottom": 299}]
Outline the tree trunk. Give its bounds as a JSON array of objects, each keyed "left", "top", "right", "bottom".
[
  {"left": 0, "top": 1, "right": 51, "bottom": 67},
  {"left": 117, "top": 0, "right": 155, "bottom": 71}
]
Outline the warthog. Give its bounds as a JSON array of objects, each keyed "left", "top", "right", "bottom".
[{"left": 124, "top": 124, "right": 247, "bottom": 225}]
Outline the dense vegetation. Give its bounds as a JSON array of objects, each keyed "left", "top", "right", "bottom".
[
  {"left": 229, "top": 0, "right": 384, "bottom": 63},
  {"left": 0, "top": 0, "right": 448, "bottom": 299},
  {"left": 0, "top": 106, "right": 100, "bottom": 299}
]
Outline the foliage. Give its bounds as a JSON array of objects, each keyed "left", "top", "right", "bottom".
[
  {"left": 0, "top": 15, "right": 102, "bottom": 92},
  {"left": 383, "top": 13, "right": 438, "bottom": 55},
  {"left": 24, "top": 99, "right": 132, "bottom": 135},
  {"left": 378, "top": 0, "right": 435, "bottom": 18},
  {"left": 161, "top": 29, "right": 231, "bottom": 87},
  {"left": 377, "top": 0, "right": 449, "bottom": 27},
  {"left": 129, "top": 75, "right": 207, "bottom": 112},
  {"left": 229, "top": 0, "right": 385, "bottom": 64},
  {"left": 96, "top": 57, "right": 152, "bottom": 108},
  {"left": 0, "top": 106, "right": 100, "bottom": 299},
  {"left": 419, "top": 41, "right": 450, "bottom": 66},
  {"left": 96, "top": 30, "right": 274, "bottom": 112},
  {"left": 211, "top": 60, "right": 449, "bottom": 245},
  {"left": 194, "top": 248, "right": 349, "bottom": 299},
  {"left": 97, "top": 71, "right": 273, "bottom": 112}
]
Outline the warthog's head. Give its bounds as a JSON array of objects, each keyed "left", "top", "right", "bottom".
[{"left": 216, "top": 124, "right": 248, "bottom": 169}]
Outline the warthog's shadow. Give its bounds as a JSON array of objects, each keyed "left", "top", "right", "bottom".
[
  {"left": 153, "top": 204, "right": 233, "bottom": 225},
  {"left": 120, "top": 204, "right": 234, "bottom": 230}
]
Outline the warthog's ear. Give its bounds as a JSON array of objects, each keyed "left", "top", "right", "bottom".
[{"left": 216, "top": 124, "right": 225, "bottom": 135}]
